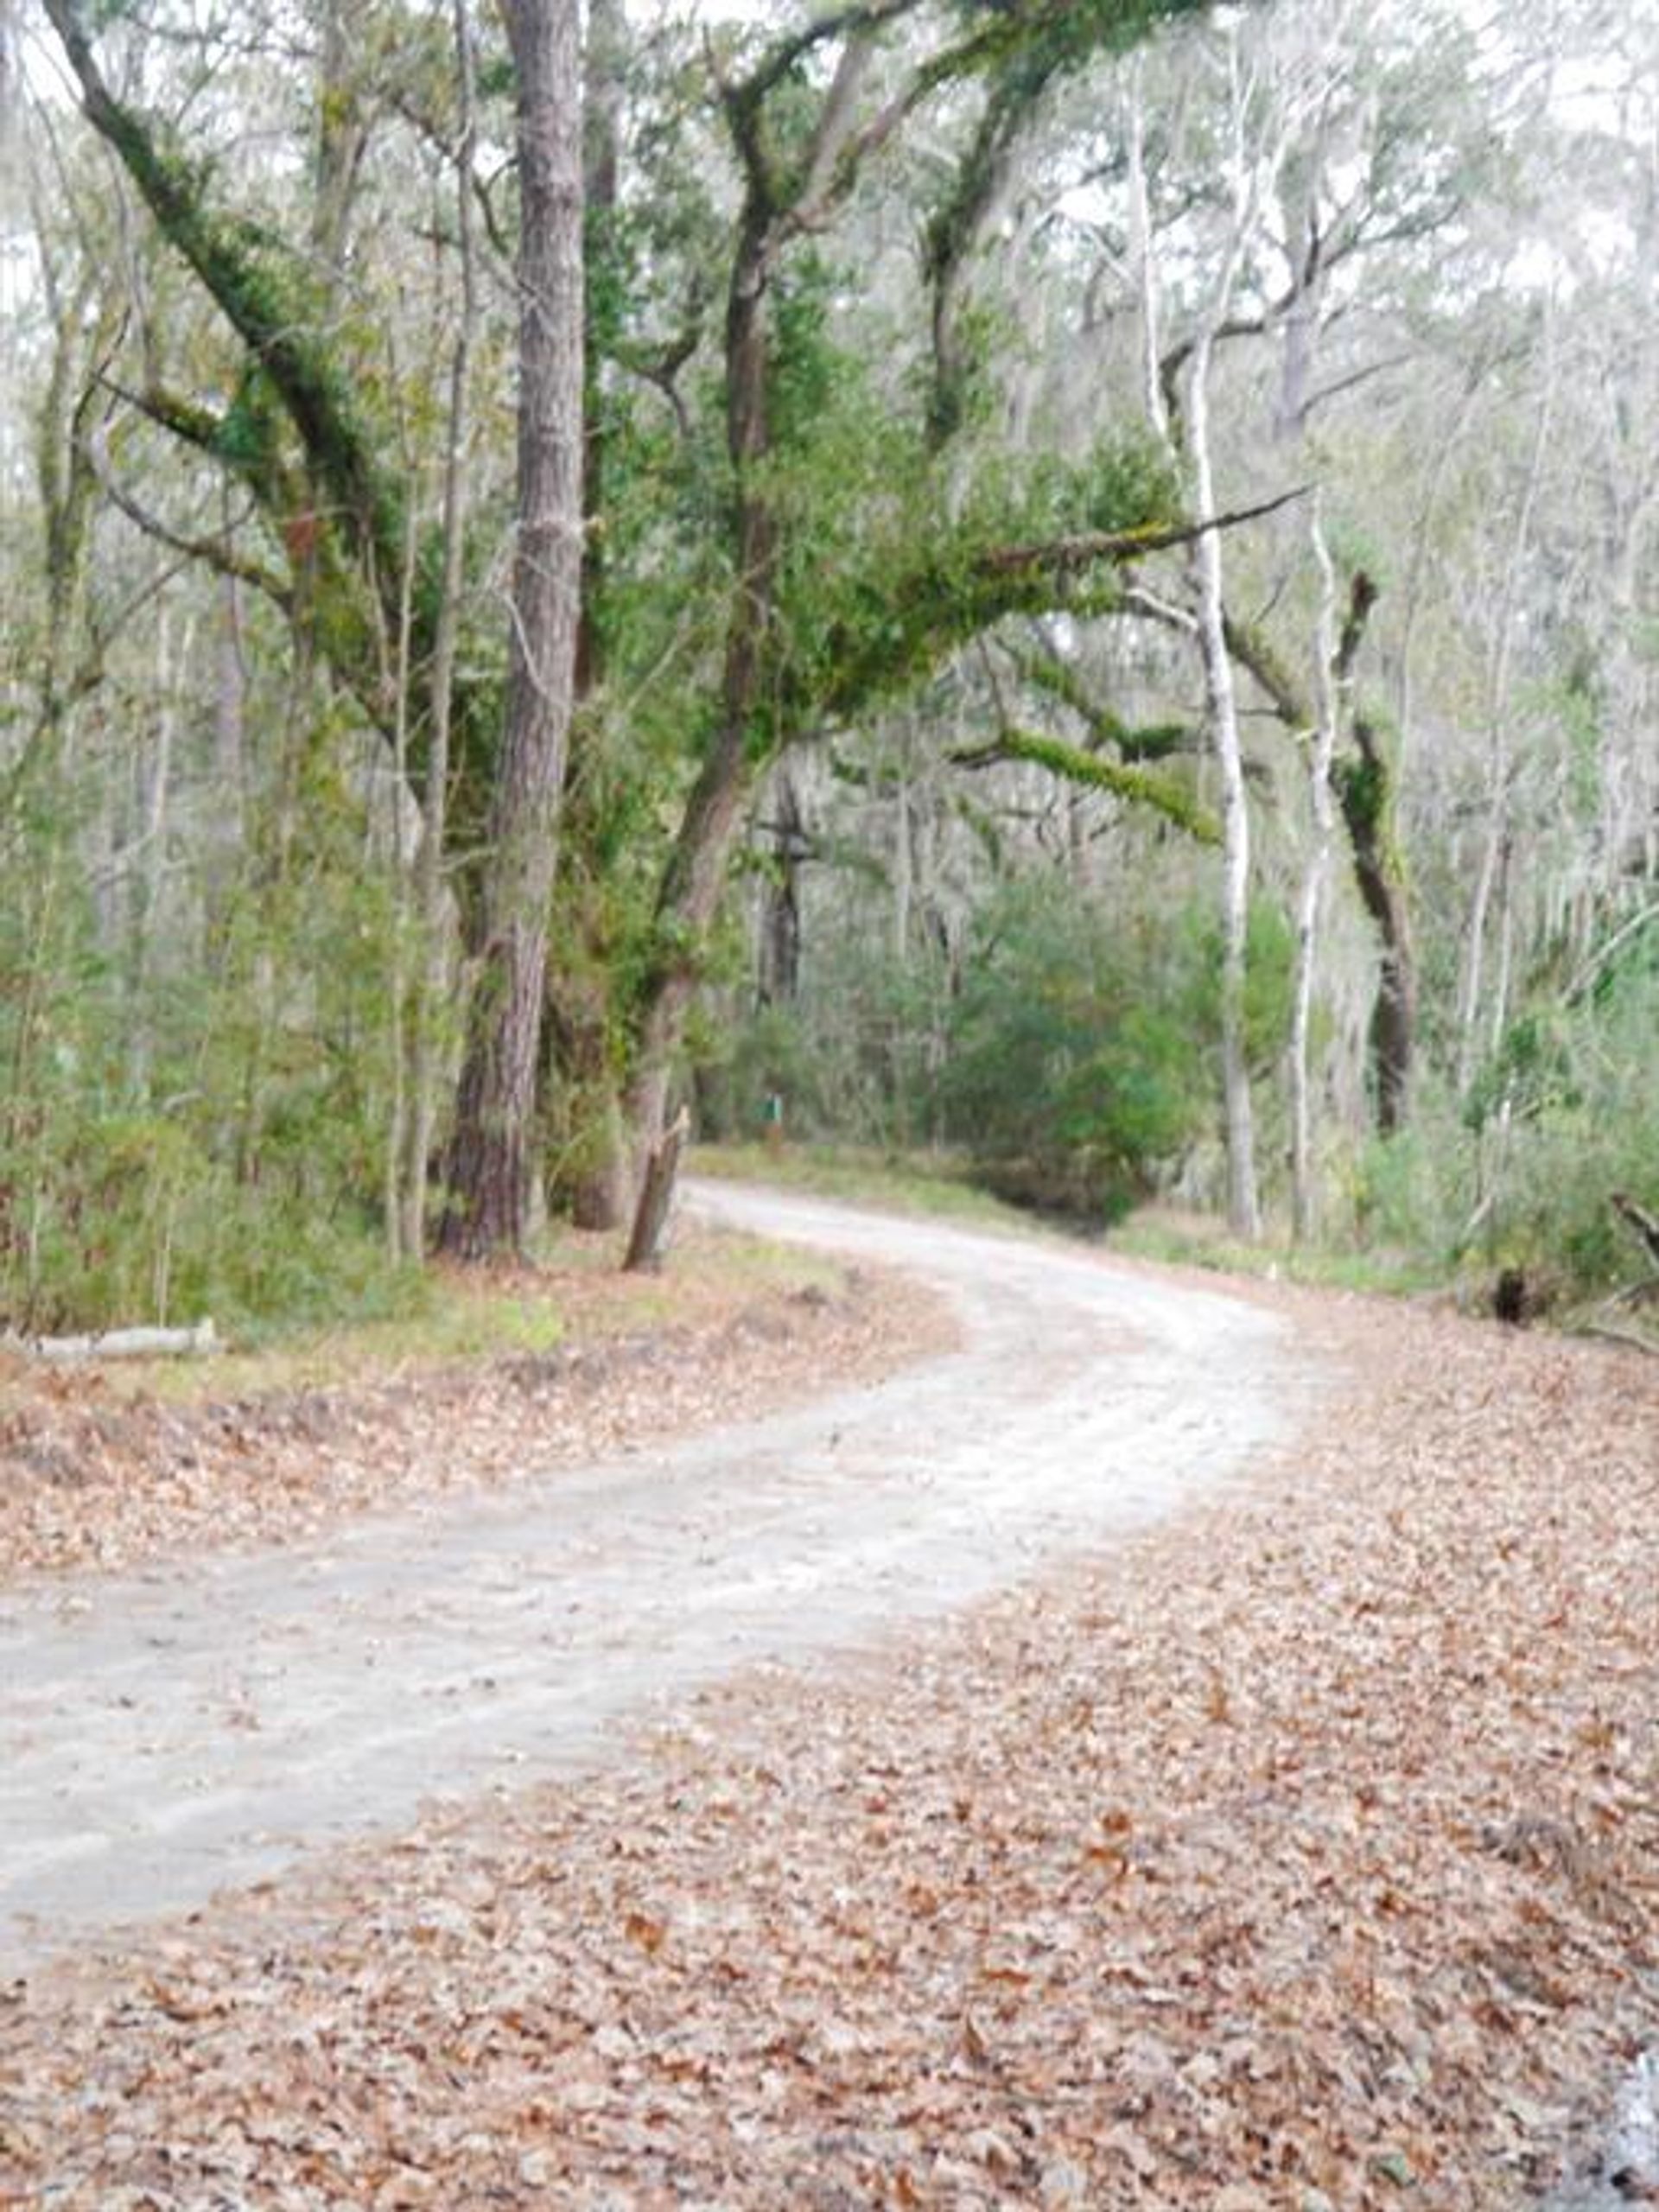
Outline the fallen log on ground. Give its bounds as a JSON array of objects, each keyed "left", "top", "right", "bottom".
[{"left": 3, "top": 1319, "right": 220, "bottom": 1363}]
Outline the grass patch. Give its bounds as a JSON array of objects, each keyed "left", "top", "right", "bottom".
[
  {"left": 1107, "top": 1205, "right": 1447, "bottom": 1296},
  {"left": 66, "top": 1220, "right": 846, "bottom": 1408},
  {"left": 688, "top": 1142, "right": 1045, "bottom": 1234}
]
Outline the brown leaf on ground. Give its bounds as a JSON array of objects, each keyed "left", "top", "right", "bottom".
[{"left": 0, "top": 1283, "right": 1656, "bottom": 2210}]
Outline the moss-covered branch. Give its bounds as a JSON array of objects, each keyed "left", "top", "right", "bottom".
[
  {"left": 1014, "top": 642, "right": 1199, "bottom": 761},
  {"left": 44, "top": 0, "right": 414, "bottom": 629},
  {"left": 41, "top": 0, "right": 512, "bottom": 846},
  {"left": 803, "top": 482, "right": 1306, "bottom": 734},
  {"left": 951, "top": 726, "right": 1220, "bottom": 842},
  {"left": 1220, "top": 611, "right": 1309, "bottom": 728},
  {"left": 988, "top": 483, "right": 1310, "bottom": 582},
  {"left": 85, "top": 423, "right": 291, "bottom": 608}
]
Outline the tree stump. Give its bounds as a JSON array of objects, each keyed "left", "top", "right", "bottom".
[
  {"left": 1611, "top": 1192, "right": 1659, "bottom": 1271},
  {"left": 623, "top": 1107, "right": 690, "bottom": 1273}
]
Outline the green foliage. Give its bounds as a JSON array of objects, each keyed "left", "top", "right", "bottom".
[
  {"left": 768, "top": 253, "right": 842, "bottom": 453},
  {"left": 3, "top": 1111, "right": 423, "bottom": 1344},
  {"left": 1357, "top": 963, "right": 1659, "bottom": 1300},
  {"left": 700, "top": 854, "right": 1299, "bottom": 1230},
  {"left": 939, "top": 874, "right": 1288, "bottom": 1220},
  {"left": 696, "top": 911, "right": 957, "bottom": 1154},
  {"left": 213, "top": 367, "right": 284, "bottom": 479},
  {"left": 767, "top": 393, "right": 1180, "bottom": 736},
  {"left": 0, "top": 671, "right": 427, "bottom": 1338},
  {"left": 696, "top": 1001, "right": 829, "bottom": 1142},
  {"left": 1350, "top": 1098, "right": 1473, "bottom": 1259},
  {"left": 1332, "top": 745, "right": 1389, "bottom": 839},
  {"left": 994, "top": 728, "right": 1218, "bottom": 843},
  {"left": 1461, "top": 1011, "right": 1575, "bottom": 1135}
]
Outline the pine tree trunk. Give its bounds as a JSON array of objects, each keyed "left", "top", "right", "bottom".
[{"left": 438, "top": 0, "right": 583, "bottom": 1258}]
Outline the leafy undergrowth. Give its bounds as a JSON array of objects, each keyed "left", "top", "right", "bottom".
[
  {"left": 2, "top": 1298, "right": 1655, "bottom": 2208},
  {"left": 0, "top": 1224, "right": 957, "bottom": 1581}
]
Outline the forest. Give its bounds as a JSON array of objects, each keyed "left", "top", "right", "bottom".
[{"left": 1, "top": 0, "right": 1656, "bottom": 1337}]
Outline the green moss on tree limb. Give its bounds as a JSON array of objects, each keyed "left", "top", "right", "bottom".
[
  {"left": 988, "top": 484, "right": 1310, "bottom": 577},
  {"left": 108, "top": 379, "right": 405, "bottom": 741},
  {"left": 1013, "top": 645, "right": 1198, "bottom": 761},
  {"left": 1220, "top": 610, "right": 1309, "bottom": 728},
  {"left": 951, "top": 726, "right": 1220, "bottom": 842},
  {"left": 41, "top": 0, "right": 512, "bottom": 852},
  {"left": 1334, "top": 713, "right": 1409, "bottom": 884},
  {"left": 44, "top": 0, "right": 412, "bottom": 628},
  {"left": 804, "top": 488, "right": 1306, "bottom": 734}
]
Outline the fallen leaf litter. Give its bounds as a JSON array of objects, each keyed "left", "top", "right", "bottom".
[
  {"left": 0, "top": 1227, "right": 957, "bottom": 1583},
  {"left": 0, "top": 1277, "right": 1655, "bottom": 2209}
]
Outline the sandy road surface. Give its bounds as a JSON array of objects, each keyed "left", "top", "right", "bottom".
[{"left": 0, "top": 1183, "right": 1324, "bottom": 1968}]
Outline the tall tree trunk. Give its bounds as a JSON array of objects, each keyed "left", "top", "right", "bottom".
[
  {"left": 437, "top": 0, "right": 583, "bottom": 1258},
  {"left": 400, "top": 0, "right": 479, "bottom": 1260},
  {"left": 620, "top": 128, "right": 790, "bottom": 1175},
  {"left": 1279, "top": 147, "right": 1341, "bottom": 1224},
  {"left": 1190, "top": 338, "right": 1259, "bottom": 1240},
  {"left": 1289, "top": 505, "right": 1341, "bottom": 1241},
  {"left": 1185, "top": 32, "right": 1260, "bottom": 1241},
  {"left": 384, "top": 499, "right": 416, "bottom": 1263},
  {"left": 758, "top": 765, "right": 804, "bottom": 1007},
  {"left": 1334, "top": 705, "right": 1415, "bottom": 1135},
  {"left": 575, "top": 0, "right": 623, "bottom": 705},
  {"left": 609, "top": 8, "right": 1178, "bottom": 1213},
  {"left": 1456, "top": 316, "right": 1554, "bottom": 1093},
  {"left": 551, "top": 0, "right": 631, "bottom": 1233},
  {"left": 1597, "top": 480, "right": 1659, "bottom": 925},
  {"left": 621, "top": 493, "right": 771, "bottom": 1167},
  {"left": 311, "top": 0, "right": 367, "bottom": 293},
  {"left": 125, "top": 606, "right": 185, "bottom": 1102},
  {"left": 1136, "top": 29, "right": 1263, "bottom": 1234},
  {"left": 1126, "top": 65, "right": 1169, "bottom": 448},
  {"left": 893, "top": 751, "right": 913, "bottom": 964},
  {"left": 206, "top": 565, "right": 249, "bottom": 926}
]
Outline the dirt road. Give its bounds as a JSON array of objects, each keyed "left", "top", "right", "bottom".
[{"left": 0, "top": 1183, "right": 1320, "bottom": 1967}]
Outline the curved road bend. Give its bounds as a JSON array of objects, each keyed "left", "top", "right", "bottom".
[{"left": 0, "top": 1180, "right": 1325, "bottom": 1967}]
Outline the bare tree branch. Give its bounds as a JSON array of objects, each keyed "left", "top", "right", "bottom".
[
  {"left": 1566, "top": 904, "right": 1659, "bottom": 1008},
  {"left": 733, "top": 0, "right": 931, "bottom": 105},
  {"left": 1303, "top": 350, "right": 1414, "bottom": 422},
  {"left": 86, "top": 422, "right": 292, "bottom": 605}
]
